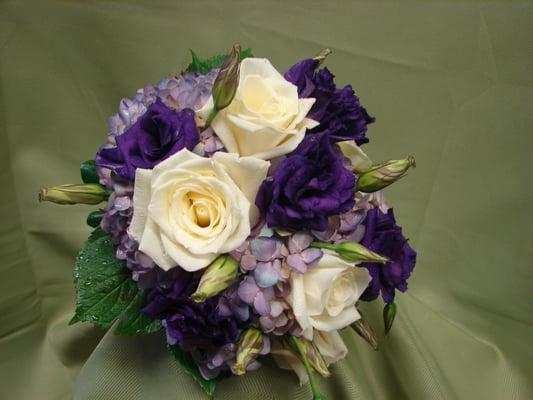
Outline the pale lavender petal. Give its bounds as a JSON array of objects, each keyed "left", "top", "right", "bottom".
[
  {"left": 198, "top": 364, "right": 220, "bottom": 380},
  {"left": 253, "top": 292, "right": 271, "bottom": 316},
  {"left": 262, "top": 286, "right": 276, "bottom": 302},
  {"left": 270, "top": 300, "right": 284, "bottom": 318},
  {"left": 237, "top": 277, "right": 260, "bottom": 304},
  {"left": 250, "top": 237, "right": 282, "bottom": 261},
  {"left": 312, "top": 228, "right": 336, "bottom": 242},
  {"left": 260, "top": 335, "right": 271, "bottom": 355},
  {"left": 230, "top": 302, "right": 250, "bottom": 322},
  {"left": 240, "top": 254, "right": 257, "bottom": 271},
  {"left": 254, "top": 261, "right": 280, "bottom": 288},
  {"left": 288, "top": 232, "right": 313, "bottom": 254},
  {"left": 217, "top": 299, "right": 232, "bottom": 317},
  {"left": 210, "top": 353, "right": 225, "bottom": 368},
  {"left": 274, "top": 313, "right": 289, "bottom": 328},
  {"left": 300, "top": 248, "right": 323, "bottom": 266},
  {"left": 259, "top": 316, "right": 275, "bottom": 332},
  {"left": 247, "top": 360, "right": 262, "bottom": 371},
  {"left": 136, "top": 252, "right": 155, "bottom": 269},
  {"left": 286, "top": 253, "right": 308, "bottom": 274}
]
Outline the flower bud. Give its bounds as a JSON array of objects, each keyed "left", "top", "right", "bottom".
[
  {"left": 233, "top": 328, "right": 264, "bottom": 375},
  {"left": 212, "top": 44, "right": 241, "bottom": 111},
  {"left": 313, "top": 48, "right": 332, "bottom": 66},
  {"left": 335, "top": 241, "right": 389, "bottom": 263},
  {"left": 86, "top": 210, "right": 103, "bottom": 228},
  {"left": 39, "top": 183, "right": 109, "bottom": 205},
  {"left": 350, "top": 314, "right": 379, "bottom": 351},
  {"left": 305, "top": 341, "right": 330, "bottom": 378},
  {"left": 356, "top": 155, "right": 416, "bottom": 193},
  {"left": 383, "top": 302, "right": 397, "bottom": 335},
  {"left": 191, "top": 255, "right": 239, "bottom": 303},
  {"left": 311, "top": 241, "right": 389, "bottom": 264}
]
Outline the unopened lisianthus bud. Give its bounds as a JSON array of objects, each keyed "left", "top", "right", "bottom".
[
  {"left": 313, "top": 48, "right": 332, "bottom": 66},
  {"left": 310, "top": 241, "right": 389, "bottom": 264},
  {"left": 383, "top": 302, "right": 397, "bottom": 335},
  {"left": 39, "top": 183, "right": 109, "bottom": 205},
  {"left": 233, "top": 328, "right": 264, "bottom": 375},
  {"left": 356, "top": 155, "right": 416, "bottom": 193},
  {"left": 191, "top": 255, "right": 239, "bottom": 303},
  {"left": 350, "top": 314, "right": 379, "bottom": 351},
  {"left": 306, "top": 341, "right": 330, "bottom": 378},
  {"left": 335, "top": 241, "right": 389, "bottom": 263},
  {"left": 212, "top": 44, "right": 241, "bottom": 110}
]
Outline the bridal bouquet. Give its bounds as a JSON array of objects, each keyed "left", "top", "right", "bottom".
[{"left": 40, "top": 45, "right": 417, "bottom": 399}]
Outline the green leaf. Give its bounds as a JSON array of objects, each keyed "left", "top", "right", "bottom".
[
  {"left": 70, "top": 228, "right": 139, "bottom": 328},
  {"left": 168, "top": 344, "right": 218, "bottom": 399},
  {"left": 80, "top": 160, "right": 99, "bottom": 184},
  {"left": 185, "top": 48, "right": 254, "bottom": 74},
  {"left": 86, "top": 209, "right": 103, "bottom": 228},
  {"left": 115, "top": 291, "right": 162, "bottom": 335}
]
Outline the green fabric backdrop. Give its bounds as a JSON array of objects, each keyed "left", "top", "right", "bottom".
[{"left": 1, "top": 1, "right": 532, "bottom": 399}]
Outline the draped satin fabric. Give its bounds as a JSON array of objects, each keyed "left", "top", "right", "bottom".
[{"left": 0, "top": 1, "right": 531, "bottom": 399}]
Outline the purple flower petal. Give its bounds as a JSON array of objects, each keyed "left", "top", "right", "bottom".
[
  {"left": 250, "top": 237, "right": 282, "bottom": 261},
  {"left": 288, "top": 232, "right": 314, "bottom": 254},
  {"left": 253, "top": 292, "right": 271, "bottom": 316},
  {"left": 260, "top": 335, "right": 271, "bottom": 355},
  {"left": 300, "top": 247, "right": 323, "bottom": 266},
  {"left": 259, "top": 316, "right": 275, "bottom": 332},
  {"left": 254, "top": 260, "right": 281, "bottom": 288},
  {"left": 237, "top": 277, "right": 260, "bottom": 304},
  {"left": 240, "top": 254, "right": 257, "bottom": 271},
  {"left": 286, "top": 253, "right": 309, "bottom": 274}
]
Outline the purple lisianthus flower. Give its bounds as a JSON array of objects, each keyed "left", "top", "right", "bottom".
[
  {"left": 143, "top": 271, "right": 249, "bottom": 348},
  {"left": 96, "top": 98, "right": 199, "bottom": 180},
  {"left": 284, "top": 58, "right": 374, "bottom": 145},
  {"left": 256, "top": 133, "right": 356, "bottom": 231},
  {"left": 359, "top": 208, "right": 416, "bottom": 303}
]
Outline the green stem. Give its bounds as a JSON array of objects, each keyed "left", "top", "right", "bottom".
[
  {"left": 310, "top": 242, "right": 336, "bottom": 251},
  {"left": 288, "top": 337, "right": 326, "bottom": 400},
  {"left": 205, "top": 108, "right": 219, "bottom": 127}
]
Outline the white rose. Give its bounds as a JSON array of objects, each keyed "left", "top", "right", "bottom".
[
  {"left": 129, "top": 149, "right": 270, "bottom": 271},
  {"left": 199, "top": 57, "right": 319, "bottom": 160},
  {"left": 270, "top": 330, "right": 348, "bottom": 384},
  {"left": 289, "top": 252, "right": 371, "bottom": 340}
]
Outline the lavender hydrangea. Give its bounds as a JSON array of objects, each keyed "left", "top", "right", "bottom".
[{"left": 230, "top": 235, "right": 307, "bottom": 336}]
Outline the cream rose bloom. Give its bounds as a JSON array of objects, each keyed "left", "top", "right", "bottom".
[
  {"left": 271, "top": 330, "right": 348, "bottom": 384},
  {"left": 289, "top": 252, "right": 371, "bottom": 340},
  {"left": 129, "top": 149, "right": 270, "bottom": 272},
  {"left": 199, "top": 57, "right": 319, "bottom": 160}
]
